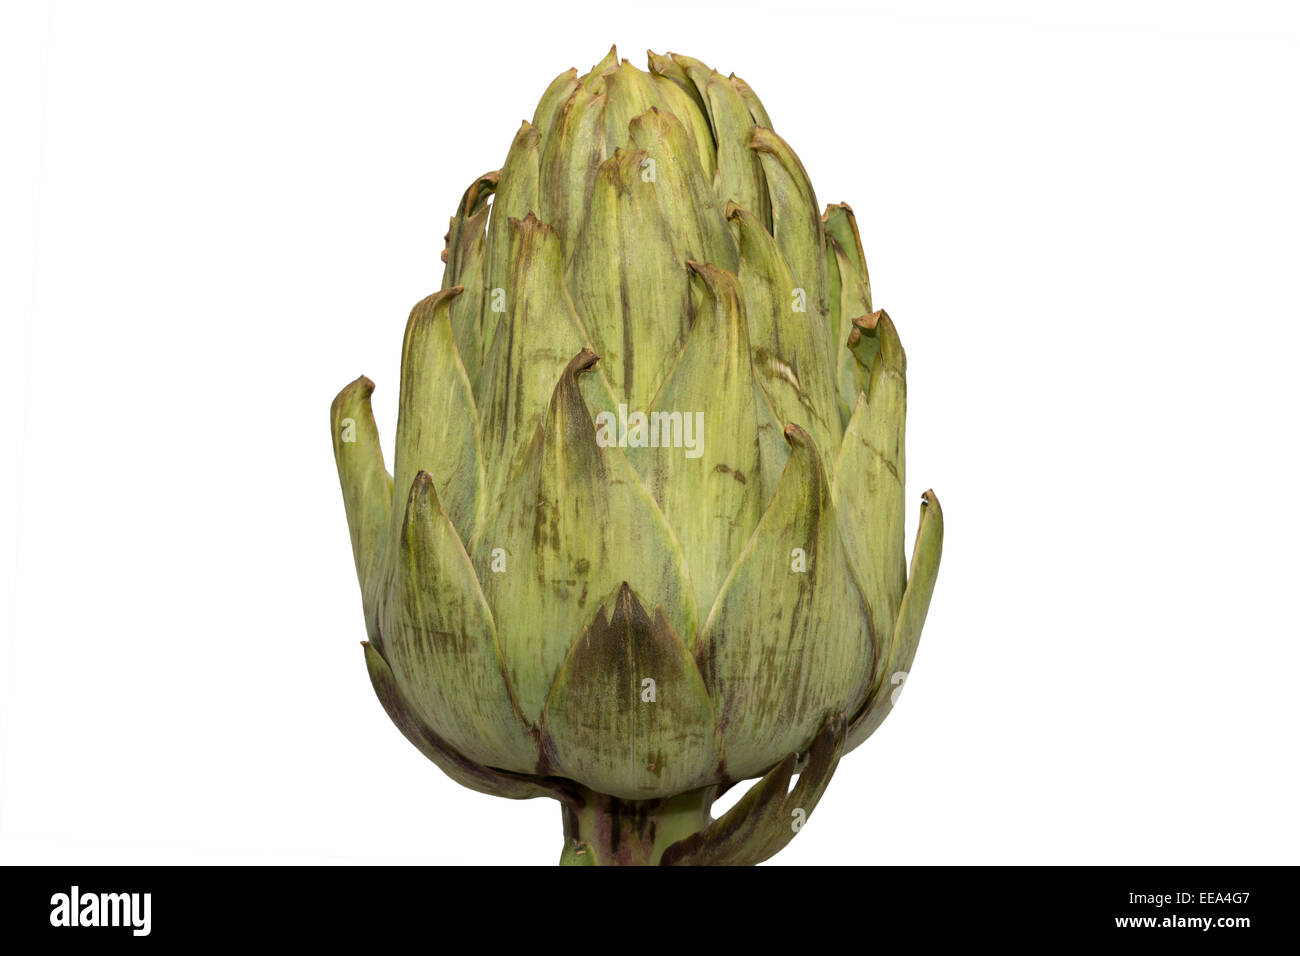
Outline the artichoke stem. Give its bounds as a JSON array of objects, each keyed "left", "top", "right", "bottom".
[{"left": 559, "top": 786, "right": 717, "bottom": 866}]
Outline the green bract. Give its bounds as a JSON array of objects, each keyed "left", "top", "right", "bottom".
[{"left": 330, "top": 47, "right": 944, "bottom": 866}]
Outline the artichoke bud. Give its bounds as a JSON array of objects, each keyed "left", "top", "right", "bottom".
[{"left": 329, "top": 46, "right": 945, "bottom": 865}]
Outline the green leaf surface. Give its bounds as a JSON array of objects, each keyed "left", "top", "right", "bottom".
[
  {"left": 391, "top": 287, "right": 484, "bottom": 547},
  {"left": 579, "top": 45, "right": 619, "bottom": 91},
  {"left": 542, "top": 584, "right": 721, "bottom": 799},
  {"left": 646, "top": 50, "right": 707, "bottom": 117},
  {"left": 476, "top": 214, "right": 592, "bottom": 506},
  {"left": 538, "top": 84, "right": 607, "bottom": 260},
  {"left": 480, "top": 122, "right": 540, "bottom": 362},
  {"left": 444, "top": 201, "right": 490, "bottom": 388},
  {"left": 728, "top": 73, "right": 773, "bottom": 130},
  {"left": 696, "top": 424, "right": 873, "bottom": 779},
  {"left": 847, "top": 490, "right": 943, "bottom": 751},
  {"left": 330, "top": 376, "right": 392, "bottom": 649},
  {"left": 750, "top": 126, "right": 833, "bottom": 370},
  {"left": 474, "top": 350, "right": 697, "bottom": 722},
  {"left": 826, "top": 228, "right": 874, "bottom": 417},
  {"left": 822, "top": 202, "right": 869, "bottom": 280},
  {"left": 629, "top": 107, "right": 737, "bottom": 271},
  {"left": 634, "top": 261, "right": 762, "bottom": 628},
  {"left": 384, "top": 471, "right": 539, "bottom": 773},
  {"left": 532, "top": 68, "right": 580, "bottom": 140},
  {"left": 831, "top": 312, "right": 907, "bottom": 714},
  {"left": 442, "top": 172, "right": 496, "bottom": 285},
  {"left": 727, "top": 201, "right": 841, "bottom": 468},
  {"left": 568, "top": 148, "right": 692, "bottom": 411},
  {"left": 703, "top": 70, "right": 769, "bottom": 225},
  {"left": 362, "top": 642, "right": 560, "bottom": 801}
]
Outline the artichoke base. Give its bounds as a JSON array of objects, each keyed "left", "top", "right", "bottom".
[
  {"left": 364, "top": 634, "right": 851, "bottom": 865},
  {"left": 559, "top": 786, "right": 717, "bottom": 866},
  {"left": 556, "top": 713, "right": 848, "bottom": 866}
]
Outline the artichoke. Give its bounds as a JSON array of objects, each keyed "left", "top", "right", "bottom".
[{"left": 329, "top": 46, "right": 944, "bottom": 865}]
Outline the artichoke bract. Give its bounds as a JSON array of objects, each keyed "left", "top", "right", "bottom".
[{"left": 330, "top": 46, "right": 944, "bottom": 866}]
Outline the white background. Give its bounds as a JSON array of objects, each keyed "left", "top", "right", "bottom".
[{"left": 3, "top": 0, "right": 1298, "bottom": 865}]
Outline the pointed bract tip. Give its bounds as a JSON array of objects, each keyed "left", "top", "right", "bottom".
[
  {"left": 782, "top": 422, "right": 813, "bottom": 447},
  {"left": 846, "top": 311, "right": 883, "bottom": 349},
  {"left": 607, "top": 581, "right": 652, "bottom": 631},
  {"left": 608, "top": 145, "right": 648, "bottom": 162},
  {"left": 564, "top": 347, "right": 600, "bottom": 377},
  {"left": 405, "top": 469, "right": 440, "bottom": 512},
  {"left": 747, "top": 125, "right": 777, "bottom": 150},
  {"left": 332, "top": 375, "right": 376, "bottom": 415},
  {"left": 725, "top": 200, "right": 763, "bottom": 227},
  {"left": 684, "top": 260, "right": 738, "bottom": 301},
  {"left": 508, "top": 211, "right": 557, "bottom": 243},
  {"left": 412, "top": 285, "right": 464, "bottom": 316}
]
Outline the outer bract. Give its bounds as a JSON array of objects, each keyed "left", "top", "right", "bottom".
[{"left": 330, "top": 46, "right": 944, "bottom": 865}]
